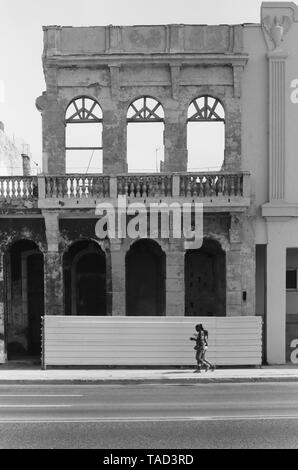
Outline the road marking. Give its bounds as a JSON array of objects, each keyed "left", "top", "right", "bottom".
[
  {"left": 0, "top": 395, "right": 82, "bottom": 397},
  {"left": 0, "top": 415, "right": 298, "bottom": 423},
  {"left": 0, "top": 405, "right": 73, "bottom": 408}
]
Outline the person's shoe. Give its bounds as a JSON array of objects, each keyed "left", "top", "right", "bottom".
[
  {"left": 193, "top": 368, "right": 201, "bottom": 373},
  {"left": 211, "top": 365, "right": 216, "bottom": 372}
]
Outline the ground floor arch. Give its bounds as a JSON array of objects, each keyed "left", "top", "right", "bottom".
[
  {"left": 185, "top": 238, "right": 226, "bottom": 316},
  {"left": 126, "top": 239, "right": 166, "bottom": 316},
  {"left": 64, "top": 240, "right": 107, "bottom": 316},
  {"left": 5, "top": 239, "right": 44, "bottom": 358}
]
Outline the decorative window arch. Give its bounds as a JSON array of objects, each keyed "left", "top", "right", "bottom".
[
  {"left": 127, "top": 97, "right": 164, "bottom": 122},
  {"left": 65, "top": 96, "right": 102, "bottom": 124},
  {"left": 126, "top": 97, "right": 165, "bottom": 172},
  {"left": 65, "top": 97, "right": 103, "bottom": 173},
  {"left": 187, "top": 96, "right": 225, "bottom": 172},
  {"left": 187, "top": 96, "right": 225, "bottom": 122}
]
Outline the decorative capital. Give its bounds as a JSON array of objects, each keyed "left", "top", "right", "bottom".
[{"left": 262, "top": 15, "right": 293, "bottom": 51}]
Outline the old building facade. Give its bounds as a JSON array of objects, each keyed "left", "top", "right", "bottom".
[{"left": 1, "top": 2, "right": 298, "bottom": 365}]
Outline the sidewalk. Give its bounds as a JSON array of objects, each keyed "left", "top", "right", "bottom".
[{"left": 0, "top": 363, "right": 298, "bottom": 384}]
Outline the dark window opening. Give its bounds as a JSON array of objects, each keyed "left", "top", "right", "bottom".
[
  {"left": 64, "top": 240, "right": 107, "bottom": 316},
  {"left": 6, "top": 240, "right": 44, "bottom": 359},
  {"left": 185, "top": 238, "right": 226, "bottom": 316},
  {"left": 126, "top": 239, "right": 165, "bottom": 316}
]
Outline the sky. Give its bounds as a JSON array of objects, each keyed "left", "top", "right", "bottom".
[{"left": 0, "top": 0, "right": 265, "bottom": 173}]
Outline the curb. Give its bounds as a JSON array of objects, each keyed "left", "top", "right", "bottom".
[{"left": 1, "top": 376, "right": 298, "bottom": 385}]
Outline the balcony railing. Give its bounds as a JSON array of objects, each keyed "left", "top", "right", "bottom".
[
  {"left": 0, "top": 176, "right": 38, "bottom": 199},
  {"left": 44, "top": 175, "right": 110, "bottom": 198},
  {"left": 179, "top": 172, "right": 244, "bottom": 198},
  {"left": 0, "top": 172, "right": 250, "bottom": 208},
  {"left": 117, "top": 174, "right": 172, "bottom": 198}
]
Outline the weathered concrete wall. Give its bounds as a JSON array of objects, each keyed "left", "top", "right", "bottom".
[
  {"left": 44, "top": 25, "right": 244, "bottom": 57},
  {"left": 39, "top": 22, "right": 246, "bottom": 175}
]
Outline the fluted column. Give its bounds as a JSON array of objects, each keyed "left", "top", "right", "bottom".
[{"left": 268, "top": 51, "right": 287, "bottom": 200}]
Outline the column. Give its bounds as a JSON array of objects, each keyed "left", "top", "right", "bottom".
[
  {"left": 0, "top": 252, "right": 5, "bottom": 363},
  {"left": 166, "top": 243, "right": 185, "bottom": 316},
  {"left": 266, "top": 219, "right": 286, "bottom": 364},
  {"left": 164, "top": 108, "right": 187, "bottom": 172},
  {"left": 102, "top": 88, "right": 127, "bottom": 174},
  {"left": 110, "top": 240, "right": 126, "bottom": 316},
  {"left": 226, "top": 214, "right": 242, "bottom": 316},
  {"left": 36, "top": 68, "right": 66, "bottom": 175},
  {"left": 42, "top": 210, "right": 64, "bottom": 316},
  {"left": 268, "top": 51, "right": 287, "bottom": 200}
]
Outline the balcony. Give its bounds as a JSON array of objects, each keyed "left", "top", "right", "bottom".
[{"left": 0, "top": 172, "right": 251, "bottom": 212}]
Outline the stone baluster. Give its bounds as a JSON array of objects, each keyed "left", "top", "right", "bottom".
[
  {"left": 103, "top": 177, "right": 109, "bottom": 197},
  {"left": 16, "top": 179, "right": 22, "bottom": 198},
  {"left": 117, "top": 177, "right": 123, "bottom": 197},
  {"left": 192, "top": 177, "right": 197, "bottom": 197},
  {"left": 141, "top": 180, "right": 147, "bottom": 198},
  {"left": 124, "top": 178, "right": 129, "bottom": 197},
  {"left": 217, "top": 175, "right": 223, "bottom": 196},
  {"left": 181, "top": 176, "right": 187, "bottom": 197},
  {"left": 160, "top": 177, "right": 166, "bottom": 197},
  {"left": 148, "top": 178, "right": 154, "bottom": 197},
  {"left": 57, "top": 178, "right": 63, "bottom": 198},
  {"left": 185, "top": 178, "right": 191, "bottom": 197},
  {"left": 230, "top": 175, "right": 235, "bottom": 196},
  {"left": 136, "top": 181, "right": 141, "bottom": 198},
  {"left": 52, "top": 177, "right": 58, "bottom": 198},
  {"left": 45, "top": 178, "right": 51, "bottom": 198},
  {"left": 69, "top": 177, "right": 74, "bottom": 198}
]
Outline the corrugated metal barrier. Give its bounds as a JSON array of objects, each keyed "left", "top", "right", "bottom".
[{"left": 42, "top": 316, "right": 262, "bottom": 367}]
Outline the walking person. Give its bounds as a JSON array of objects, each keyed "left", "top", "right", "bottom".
[{"left": 190, "top": 323, "right": 215, "bottom": 372}]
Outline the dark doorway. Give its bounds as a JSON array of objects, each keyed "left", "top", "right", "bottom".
[
  {"left": 185, "top": 238, "right": 226, "bottom": 316},
  {"left": 126, "top": 239, "right": 166, "bottom": 316},
  {"left": 6, "top": 240, "right": 44, "bottom": 359},
  {"left": 64, "top": 240, "right": 107, "bottom": 316}
]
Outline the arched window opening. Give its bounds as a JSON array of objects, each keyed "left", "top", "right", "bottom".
[
  {"left": 187, "top": 96, "right": 225, "bottom": 172},
  {"left": 126, "top": 239, "right": 166, "bottom": 316},
  {"left": 127, "top": 97, "right": 165, "bottom": 172},
  {"left": 64, "top": 240, "right": 107, "bottom": 316},
  {"left": 6, "top": 240, "right": 44, "bottom": 359},
  {"left": 65, "top": 97, "right": 103, "bottom": 173},
  {"left": 185, "top": 238, "right": 226, "bottom": 317}
]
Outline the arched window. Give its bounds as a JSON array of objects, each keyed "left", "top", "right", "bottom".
[
  {"left": 127, "top": 97, "right": 164, "bottom": 172},
  {"left": 65, "top": 97, "right": 103, "bottom": 173},
  {"left": 187, "top": 96, "right": 225, "bottom": 172}
]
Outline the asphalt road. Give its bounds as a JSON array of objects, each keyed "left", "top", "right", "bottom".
[{"left": 0, "top": 382, "right": 298, "bottom": 448}]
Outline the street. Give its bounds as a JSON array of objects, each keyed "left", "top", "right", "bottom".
[{"left": 0, "top": 382, "right": 297, "bottom": 448}]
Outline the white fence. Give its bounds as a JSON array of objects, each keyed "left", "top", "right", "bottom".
[{"left": 42, "top": 316, "right": 263, "bottom": 367}]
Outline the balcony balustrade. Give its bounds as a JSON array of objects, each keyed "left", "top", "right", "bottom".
[
  {"left": 117, "top": 174, "right": 172, "bottom": 198},
  {"left": 0, "top": 172, "right": 250, "bottom": 211},
  {"left": 44, "top": 175, "right": 110, "bottom": 199},
  {"left": 0, "top": 176, "right": 38, "bottom": 200}
]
